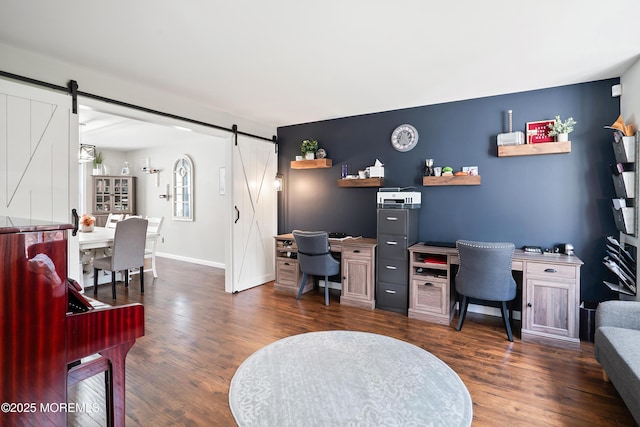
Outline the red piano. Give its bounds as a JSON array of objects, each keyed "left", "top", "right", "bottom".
[{"left": 0, "top": 217, "right": 144, "bottom": 426}]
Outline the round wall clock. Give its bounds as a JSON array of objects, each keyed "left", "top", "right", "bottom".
[{"left": 391, "top": 124, "right": 419, "bottom": 152}]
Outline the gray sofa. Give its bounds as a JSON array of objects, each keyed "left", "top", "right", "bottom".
[{"left": 594, "top": 300, "right": 640, "bottom": 424}]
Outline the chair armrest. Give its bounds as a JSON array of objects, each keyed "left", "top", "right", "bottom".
[{"left": 595, "top": 300, "right": 640, "bottom": 331}]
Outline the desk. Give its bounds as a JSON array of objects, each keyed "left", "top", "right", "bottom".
[
  {"left": 274, "top": 234, "right": 377, "bottom": 309},
  {"left": 408, "top": 244, "right": 584, "bottom": 347}
]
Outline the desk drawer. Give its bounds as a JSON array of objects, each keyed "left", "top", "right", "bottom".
[
  {"left": 342, "top": 244, "right": 374, "bottom": 258},
  {"left": 412, "top": 278, "right": 446, "bottom": 314},
  {"left": 276, "top": 258, "right": 298, "bottom": 286},
  {"left": 526, "top": 262, "right": 576, "bottom": 280}
]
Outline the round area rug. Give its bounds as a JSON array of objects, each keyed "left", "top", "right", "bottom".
[{"left": 229, "top": 330, "right": 472, "bottom": 426}]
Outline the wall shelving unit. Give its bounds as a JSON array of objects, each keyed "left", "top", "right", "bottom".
[
  {"left": 423, "top": 175, "right": 481, "bottom": 186},
  {"left": 497, "top": 141, "right": 571, "bottom": 157}
]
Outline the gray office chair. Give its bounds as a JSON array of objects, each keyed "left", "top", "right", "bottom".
[
  {"left": 93, "top": 217, "right": 148, "bottom": 299},
  {"left": 293, "top": 230, "right": 340, "bottom": 306},
  {"left": 455, "top": 240, "right": 517, "bottom": 341}
]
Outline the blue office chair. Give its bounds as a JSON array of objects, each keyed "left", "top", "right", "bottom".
[
  {"left": 455, "top": 240, "right": 517, "bottom": 341},
  {"left": 293, "top": 230, "right": 340, "bottom": 306}
]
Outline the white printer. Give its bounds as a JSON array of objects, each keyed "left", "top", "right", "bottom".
[{"left": 376, "top": 188, "right": 421, "bottom": 209}]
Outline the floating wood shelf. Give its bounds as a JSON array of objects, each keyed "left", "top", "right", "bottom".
[
  {"left": 498, "top": 141, "right": 571, "bottom": 157},
  {"left": 423, "top": 175, "right": 481, "bottom": 186},
  {"left": 290, "top": 159, "right": 333, "bottom": 169},
  {"left": 337, "top": 177, "right": 384, "bottom": 187}
]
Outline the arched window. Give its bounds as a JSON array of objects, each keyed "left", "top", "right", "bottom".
[{"left": 173, "top": 155, "right": 193, "bottom": 221}]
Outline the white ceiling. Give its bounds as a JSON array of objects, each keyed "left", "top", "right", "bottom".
[
  {"left": 1, "top": 0, "right": 639, "bottom": 130},
  {"left": 78, "top": 107, "right": 213, "bottom": 151}
]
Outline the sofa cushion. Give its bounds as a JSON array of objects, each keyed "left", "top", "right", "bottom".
[{"left": 595, "top": 326, "right": 640, "bottom": 424}]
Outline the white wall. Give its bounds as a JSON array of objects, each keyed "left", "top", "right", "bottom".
[
  {"left": 82, "top": 139, "right": 228, "bottom": 267},
  {"left": 621, "top": 57, "right": 640, "bottom": 131},
  {"left": 128, "top": 136, "right": 228, "bottom": 267}
]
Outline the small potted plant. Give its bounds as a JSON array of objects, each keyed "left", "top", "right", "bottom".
[
  {"left": 301, "top": 139, "right": 318, "bottom": 160},
  {"left": 548, "top": 115, "right": 577, "bottom": 142},
  {"left": 93, "top": 151, "right": 104, "bottom": 175}
]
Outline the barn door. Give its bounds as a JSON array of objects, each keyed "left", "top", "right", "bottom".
[
  {"left": 0, "top": 78, "right": 79, "bottom": 279},
  {"left": 229, "top": 134, "right": 277, "bottom": 292}
]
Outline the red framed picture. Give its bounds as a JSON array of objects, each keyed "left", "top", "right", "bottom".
[{"left": 526, "top": 120, "right": 555, "bottom": 144}]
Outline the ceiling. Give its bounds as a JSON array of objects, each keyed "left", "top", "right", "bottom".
[
  {"left": 1, "top": 1, "right": 640, "bottom": 130},
  {"left": 78, "top": 107, "right": 213, "bottom": 151}
]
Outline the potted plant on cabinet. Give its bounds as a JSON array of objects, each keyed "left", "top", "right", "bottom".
[
  {"left": 301, "top": 139, "right": 318, "bottom": 160},
  {"left": 548, "top": 116, "right": 577, "bottom": 142},
  {"left": 93, "top": 151, "right": 104, "bottom": 175}
]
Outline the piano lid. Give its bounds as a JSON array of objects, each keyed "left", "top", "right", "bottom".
[{"left": 0, "top": 216, "right": 73, "bottom": 234}]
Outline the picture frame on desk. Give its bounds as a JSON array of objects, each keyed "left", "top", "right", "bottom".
[{"left": 526, "top": 120, "right": 555, "bottom": 144}]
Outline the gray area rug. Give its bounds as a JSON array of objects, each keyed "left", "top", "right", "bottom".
[{"left": 229, "top": 330, "right": 472, "bottom": 426}]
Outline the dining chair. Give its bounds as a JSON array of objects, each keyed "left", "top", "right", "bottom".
[
  {"left": 455, "top": 240, "right": 517, "bottom": 341},
  {"left": 129, "top": 216, "right": 164, "bottom": 279},
  {"left": 293, "top": 230, "right": 340, "bottom": 306},
  {"left": 93, "top": 217, "right": 148, "bottom": 299},
  {"left": 105, "top": 213, "right": 124, "bottom": 229}
]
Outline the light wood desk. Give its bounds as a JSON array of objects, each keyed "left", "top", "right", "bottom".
[
  {"left": 408, "top": 244, "right": 584, "bottom": 347},
  {"left": 274, "top": 234, "right": 377, "bottom": 309}
]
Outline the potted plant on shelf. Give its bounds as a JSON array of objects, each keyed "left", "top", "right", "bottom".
[
  {"left": 301, "top": 139, "right": 318, "bottom": 160},
  {"left": 93, "top": 151, "right": 104, "bottom": 175},
  {"left": 548, "top": 116, "right": 577, "bottom": 142}
]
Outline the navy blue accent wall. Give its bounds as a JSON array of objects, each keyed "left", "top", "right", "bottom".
[{"left": 277, "top": 79, "right": 621, "bottom": 302}]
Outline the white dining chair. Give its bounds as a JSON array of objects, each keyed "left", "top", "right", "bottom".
[
  {"left": 129, "top": 216, "right": 164, "bottom": 279},
  {"left": 105, "top": 213, "right": 124, "bottom": 228}
]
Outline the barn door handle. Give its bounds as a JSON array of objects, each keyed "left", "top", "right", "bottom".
[
  {"left": 234, "top": 206, "right": 240, "bottom": 223},
  {"left": 71, "top": 208, "right": 79, "bottom": 236}
]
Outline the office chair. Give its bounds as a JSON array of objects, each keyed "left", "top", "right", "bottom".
[
  {"left": 293, "top": 230, "right": 340, "bottom": 306},
  {"left": 455, "top": 240, "right": 517, "bottom": 341},
  {"left": 93, "top": 217, "right": 148, "bottom": 299}
]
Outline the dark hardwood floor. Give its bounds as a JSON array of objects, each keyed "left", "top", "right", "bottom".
[{"left": 68, "top": 258, "right": 635, "bottom": 426}]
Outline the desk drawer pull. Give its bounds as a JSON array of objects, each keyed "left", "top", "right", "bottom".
[
  {"left": 424, "top": 282, "right": 434, "bottom": 287},
  {"left": 353, "top": 249, "right": 360, "bottom": 253},
  {"left": 284, "top": 262, "right": 290, "bottom": 266},
  {"left": 386, "top": 217, "right": 398, "bottom": 221},
  {"left": 385, "top": 265, "right": 397, "bottom": 270},
  {"left": 386, "top": 241, "right": 398, "bottom": 245},
  {"left": 544, "top": 268, "right": 557, "bottom": 273},
  {"left": 385, "top": 289, "right": 397, "bottom": 294}
]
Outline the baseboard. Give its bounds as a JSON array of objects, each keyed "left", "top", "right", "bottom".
[{"left": 156, "top": 252, "right": 225, "bottom": 269}]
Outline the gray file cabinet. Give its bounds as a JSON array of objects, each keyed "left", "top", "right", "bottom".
[{"left": 376, "top": 208, "right": 419, "bottom": 314}]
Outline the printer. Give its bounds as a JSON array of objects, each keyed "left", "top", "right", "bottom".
[{"left": 376, "top": 188, "right": 421, "bottom": 209}]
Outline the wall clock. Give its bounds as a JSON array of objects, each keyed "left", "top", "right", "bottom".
[{"left": 391, "top": 124, "right": 419, "bottom": 152}]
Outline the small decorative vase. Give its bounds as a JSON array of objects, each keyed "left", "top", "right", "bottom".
[
  {"left": 556, "top": 133, "right": 569, "bottom": 142},
  {"left": 93, "top": 165, "right": 102, "bottom": 175},
  {"left": 80, "top": 223, "right": 94, "bottom": 233},
  {"left": 305, "top": 152, "right": 315, "bottom": 160}
]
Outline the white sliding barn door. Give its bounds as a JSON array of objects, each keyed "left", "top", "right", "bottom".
[
  {"left": 0, "top": 78, "right": 79, "bottom": 279},
  {"left": 229, "top": 134, "right": 277, "bottom": 293}
]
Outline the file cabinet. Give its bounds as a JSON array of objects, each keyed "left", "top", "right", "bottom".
[{"left": 376, "top": 208, "right": 419, "bottom": 314}]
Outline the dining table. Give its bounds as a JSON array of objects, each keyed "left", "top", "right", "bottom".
[{"left": 78, "top": 226, "right": 159, "bottom": 287}]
